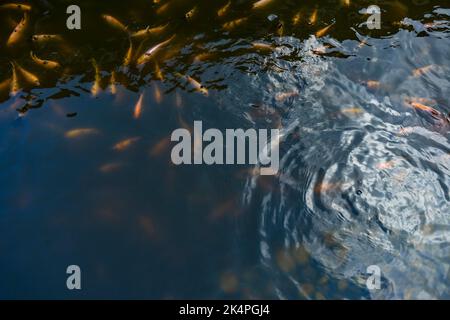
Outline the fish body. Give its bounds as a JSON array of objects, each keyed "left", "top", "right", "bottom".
[
  {"left": 113, "top": 137, "right": 140, "bottom": 151},
  {"left": 131, "top": 23, "right": 168, "bottom": 39},
  {"left": 316, "top": 23, "right": 334, "bottom": 37},
  {"left": 136, "top": 35, "right": 175, "bottom": 65},
  {"left": 134, "top": 93, "right": 144, "bottom": 119},
  {"left": 102, "top": 14, "right": 128, "bottom": 33},
  {"left": 217, "top": 1, "right": 231, "bottom": 17},
  {"left": 30, "top": 52, "right": 60, "bottom": 69},
  {"left": 65, "top": 128, "right": 99, "bottom": 138},
  {"left": 7, "top": 13, "right": 29, "bottom": 47},
  {"left": 222, "top": 17, "right": 247, "bottom": 31},
  {"left": 0, "top": 3, "right": 32, "bottom": 11},
  {"left": 309, "top": 8, "right": 318, "bottom": 25},
  {"left": 32, "top": 34, "right": 63, "bottom": 43},
  {"left": 180, "top": 74, "right": 208, "bottom": 96},
  {"left": 90, "top": 59, "right": 101, "bottom": 97},
  {"left": 252, "top": 0, "right": 275, "bottom": 9},
  {"left": 11, "top": 61, "right": 40, "bottom": 86}
]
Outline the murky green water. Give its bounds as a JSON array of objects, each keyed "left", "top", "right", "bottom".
[{"left": 1, "top": 0, "right": 449, "bottom": 299}]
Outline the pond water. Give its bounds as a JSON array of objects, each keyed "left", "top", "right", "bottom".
[{"left": 0, "top": 0, "right": 449, "bottom": 299}]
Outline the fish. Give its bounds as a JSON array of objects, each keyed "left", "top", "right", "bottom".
[
  {"left": 7, "top": 13, "right": 29, "bottom": 47},
  {"left": 177, "top": 73, "right": 208, "bottom": 96},
  {"left": 412, "top": 65, "right": 434, "bottom": 77},
  {"left": 149, "top": 136, "right": 171, "bottom": 157},
  {"left": 342, "top": 0, "right": 351, "bottom": 6},
  {"left": 99, "top": 162, "right": 123, "bottom": 173},
  {"left": 175, "top": 91, "right": 183, "bottom": 108},
  {"left": 292, "top": 11, "right": 301, "bottom": 26},
  {"left": 193, "top": 52, "right": 216, "bottom": 62},
  {"left": 409, "top": 102, "right": 439, "bottom": 114},
  {"left": 136, "top": 35, "right": 175, "bottom": 65},
  {"left": 102, "top": 14, "right": 128, "bottom": 33},
  {"left": 11, "top": 61, "right": 40, "bottom": 86},
  {"left": 156, "top": 2, "right": 170, "bottom": 15},
  {"left": 153, "top": 83, "right": 162, "bottom": 104},
  {"left": 314, "top": 182, "right": 343, "bottom": 193},
  {"left": 404, "top": 97, "right": 437, "bottom": 106},
  {"left": 275, "top": 21, "right": 284, "bottom": 37},
  {"left": 217, "top": 1, "right": 231, "bottom": 17},
  {"left": 252, "top": 0, "right": 275, "bottom": 10},
  {"left": 315, "top": 23, "right": 334, "bottom": 37},
  {"left": 341, "top": 107, "right": 364, "bottom": 114},
  {"left": 109, "top": 71, "right": 117, "bottom": 95},
  {"left": 134, "top": 93, "right": 144, "bottom": 119},
  {"left": 90, "top": 59, "right": 101, "bottom": 97},
  {"left": 65, "top": 128, "right": 99, "bottom": 138},
  {"left": 376, "top": 160, "right": 397, "bottom": 170},
  {"left": 30, "top": 52, "right": 61, "bottom": 69},
  {"left": 185, "top": 7, "right": 197, "bottom": 20},
  {"left": 113, "top": 137, "right": 140, "bottom": 151},
  {"left": 309, "top": 8, "right": 318, "bottom": 25},
  {"left": 130, "top": 23, "right": 169, "bottom": 39},
  {"left": 10, "top": 62, "right": 20, "bottom": 96},
  {"left": 0, "top": 3, "right": 32, "bottom": 11},
  {"left": 275, "top": 91, "right": 299, "bottom": 102},
  {"left": 365, "top": 80, "right": 380, "bottom": 89},
  {"left": 252, "top": 42, "right": 274, "bottom": 51},
  {"left": 123, "top": 37, "right": 134, "bottom": 66},
  {"left": 219, "top": 272, "right": 238, "bottom": 294},
  {"left": 154, "top": 63, "right": 164, "bottom": 80},
  {"left": 222, "top": 17, "right": 247, "bottom": 31},
  {"left": 31, "top": 34, "right": 63, "bottom": 43},
  {"left": 0, "top": 78, "right": 12, "bottom": 97}
]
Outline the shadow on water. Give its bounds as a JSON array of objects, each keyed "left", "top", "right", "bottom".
[{"left": 0, "top": 0, "right": 449, "bottom": 299}]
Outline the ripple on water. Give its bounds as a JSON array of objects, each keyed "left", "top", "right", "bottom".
[{"left": 242, "top": 30, "right": 450, "bottom": 299}]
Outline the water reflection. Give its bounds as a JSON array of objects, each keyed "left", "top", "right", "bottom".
[{"left": 0, "top": 0, "right": 449, "bottom": 299}]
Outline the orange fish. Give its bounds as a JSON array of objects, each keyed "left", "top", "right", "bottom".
[
  {"left": 149, "top": 136, "right": 171, "bottom": 157},
  {"left": 102, "top": 14, "right": 128, "bottom": 33},
  {"left": 292, "top": 11, "right": 301, "bottom": 26},
  {"left": 309, "top": 8, "right": 318, "bottom": 25},
  {"left": 134, "top": 93, "right": 144, "bottom": 119},
  {"left": 376, "top": 160, "right": 397, "bottom": 170},
  {"left": 413, "top": 65, "right": 433, "bottom": 77},
  {"left": 275, "top": 91, "right": 299, "bottom": 102},
  {"left": 316, "top": 23, "right": 334, "bottom": 38},
  {"left": 252, "top": 0, "right": 275, "bottom": 9},
  {"left": 113, "top": 137, "right": 140, "bottom": 151},
  {"left": 11, "top": 61, "right": 40, "bottom": 86},
  {"left": 65, "top": 128, "right": 99, "bottom": 138},
  {"left": 30, "top": 52, "right": 60, "bottom": 69},
  {"left": 365, "top": 80, "right": 380, "bottom": 89},
  {"left": 7, "top": 13, "right": 29, "bottom": 47},
  {"left": 217, "top": 1, "right": 231, "bottom": 17},
  {"left": 0, "top": 3, "right": 32, "bottom": 11},
  {"left": 131, "top": 23, "right": 169, "bottom": 39},
  {"left": 223, "top": 17, "right": 247, "bottom": 31}
]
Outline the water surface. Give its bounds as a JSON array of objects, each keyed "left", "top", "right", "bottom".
[{"left": 0, "top": 0, "right": 449, "bottom": 299}]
